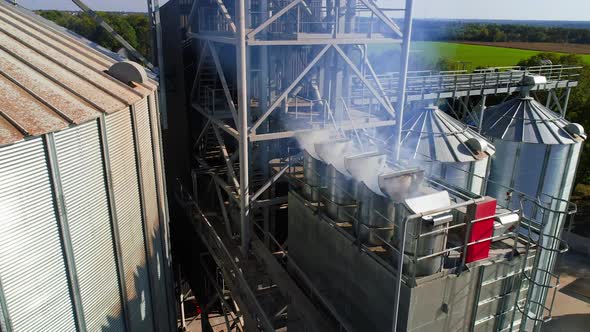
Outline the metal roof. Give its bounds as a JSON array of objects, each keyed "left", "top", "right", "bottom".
[
  {"left": 481, "top": 96, "right": 580, "bottom": 145},
  {"left": 401, "top": 105, "right": 495, "bottom": 163},
  {"left": 0, "top": 2, "right": 157, "bottom": 146}
]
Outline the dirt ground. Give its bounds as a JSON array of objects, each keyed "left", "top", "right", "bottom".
[
  {"left": 456, "top": 41, "right": 590, "bottom": 55},
  {"left": 543, "top": 251, "right": 590, "bottom": 331}
]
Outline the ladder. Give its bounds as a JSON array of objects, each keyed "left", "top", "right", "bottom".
[{"left": 470, "top": 253, "right": 536, "bottom": 332}]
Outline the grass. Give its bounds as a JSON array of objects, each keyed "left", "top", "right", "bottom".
[{"left": 369, "top": 42, "right": 590, "bottom": 69}]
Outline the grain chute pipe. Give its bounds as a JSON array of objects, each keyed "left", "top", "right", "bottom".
[{"left": 236, "top": 0, "right": 250, "bottom": 257}]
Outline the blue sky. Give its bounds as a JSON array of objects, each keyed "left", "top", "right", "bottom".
[{"left": 15, "top": 0, "right": 590, "bottom": 21}]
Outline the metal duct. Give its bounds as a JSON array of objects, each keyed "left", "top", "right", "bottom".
[
  {"left": 303, "top": 150, "right": 325, "bottom": 202},
  {"left": 344, "top": 152, "right": 390, "bottom": 245},
  {"left": 378, "top": 167, "right": 425, "bottom": 202},
  {"left": 315, "top": 139, "right": 356, "bottom": 221}
]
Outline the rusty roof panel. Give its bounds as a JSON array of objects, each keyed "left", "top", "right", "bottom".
[
  {"left": 0, "top": 115, "right": 24, "bottom": 145},
  {"left": 0, "top": 75, "right": 69, "bottom": 136},
  {"left": 0, "top": 4, "right": 115, "bottom": 70},
  {"left": 0, "top": 48, "right": 101, "bottom": 124},
  {"left": 0, "top": 3, "right": 157, "bottom": 146},
  {"left": 0, "top": 33, "right": 127, "bottom": 113},
  {"left": 0, "top": 17, "right": 141, "bottom": 105}
]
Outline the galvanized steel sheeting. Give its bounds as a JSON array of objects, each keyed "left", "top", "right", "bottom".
[
  {"left": 149, "top": 93, "right": 177, "bottom": 331},
  {"left": 401, "top": 106, "right": 495, "bottom": 194},
  {"left": 0, "top": 95, "right": 173, "bottom": 331},
  {"left": 0, "top": 138, "right": 77, "bottom": 331},
  {"left": 0, "top": 2, "right": 171, "bottom": 328},
  {"left": 482, "top": 97, "right": 578, "bottom": 145},
  {"left": 104, "top": 109, "right": 155, "bottom": 331},
  {"left": 135, "top": 98, "right": 171, "bottom": 332},
  {"left": 401, "top": 106, "right": 495, "bottom": 163},
  {"left": 53, "top": 121, "right": 125, "bottom": 331}
]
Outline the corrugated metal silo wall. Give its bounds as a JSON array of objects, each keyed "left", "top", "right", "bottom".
[
  {"left": 0, "top": 96, "right": 174, "bottom": 332},
  {"left": 53, "top": 121, "right": 126, "bottom": 331},
  {"left": 0, "top": 138, "right": 77, "bottom": 331}
]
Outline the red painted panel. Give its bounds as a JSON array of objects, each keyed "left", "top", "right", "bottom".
[{"left": 465, "top": 197, "right": 496, "bottom": 263}]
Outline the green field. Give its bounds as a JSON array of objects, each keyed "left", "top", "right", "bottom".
[{"left": 369, "top": 42, "right": 590, "bottom": 69}]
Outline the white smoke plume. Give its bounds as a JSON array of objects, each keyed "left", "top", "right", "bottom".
[{"left": 345, "top": 152, "right": 388, "bottom": 196}]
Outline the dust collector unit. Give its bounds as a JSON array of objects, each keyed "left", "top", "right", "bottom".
[
  {"left": 400, "top": 105, "right": 495, "bottom": 195},
  {"left": 0, "top": 3, "right": 174, "bottom": 331}
]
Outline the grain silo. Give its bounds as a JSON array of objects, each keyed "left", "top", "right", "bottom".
[
  {"left": 400, "top": 105, "right": 496, "bottom": 195},
  {"left": 0, "top": 3, "right": 174, "bottom": 331},
  {"left": 482, "top": 92, "right": 585, "bottom": 212},
  {"left": 481, "top": 86, "right": 586, "bottom": 327}
]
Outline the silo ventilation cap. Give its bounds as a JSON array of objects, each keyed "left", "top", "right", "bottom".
[
  {"left": 465, "top": 137, "right": 489, "bottom": 154},
  {"left": 108, "top": 60, "right": 148, "bottom": 84},
  {"left": 564, "top": 123, "right": 587, "bottom": 140}
]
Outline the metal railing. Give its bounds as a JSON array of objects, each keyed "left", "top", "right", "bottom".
[
  {"left": 352, "top": 65, "right": 582, "bottom": 99},
  {"left": 175, "top": 181, "right": 276, "bottom": 331},
  {"left": 248, "top": 4, "right": 404, "bottom": 39},
  {"left": 286, "top": 153, "right": 522, "bottom": 280}
]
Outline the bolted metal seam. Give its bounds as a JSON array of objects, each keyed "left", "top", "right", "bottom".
[
  {"left": 44, "top": 133, "right": 87, "bottom": 332},
  {"left": 129, "top": 103, "right": 158, "bottom": 331},
  {"left": 97, "top": 114, "right": 132, "bottom": 332}
]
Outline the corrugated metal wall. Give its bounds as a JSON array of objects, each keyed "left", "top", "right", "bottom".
[
  {"left": 105, "top": 108, "right": 155, "bottom": 332},
  {"left": 0, "top": 95, "right": 173, "bottom": 332},
  {"left": 53, "top": 121, "right": 125, "bottom": 332},
  {"left": 0, "top": 138, "right": 77, "bottom": 331},
  {"left": 134, "top": 98, "right": 169, "bottom": 332},
  {"left": 149, "top": 93, "right": 176, "bottom": 331}
]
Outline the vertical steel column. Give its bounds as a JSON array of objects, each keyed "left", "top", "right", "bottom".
[
  {"left": 149, "top": 0, "right": 169, "bottom": 129},
  {"left": 236, "top": 0, "right": 251, "bottom": 256},
  {"left": 0, "top": 275, "right": 12, "bottom": 332},
  {"left": 394, "top": 0, "right": 414, "bottom": 160},
  {"left": 478, "top": 95, "right": 487, "bottom": 133},
  {"left": 259, "top": 0, "right": 271, "bottom": 248},
  {"left": 98, "top": 114, "right": 132, "bottom": 332},
  {"left": 562, "top": 87, "right": 571, "bottom": 116},
  {"left": 147, "top": 94, "right": 177, "bottom": 331},
  {"left": 45, "top": 134, "right": 87, "bottom": 332},
  {"left": 129, "top": 105, "right": 158, "bottom": 330}
]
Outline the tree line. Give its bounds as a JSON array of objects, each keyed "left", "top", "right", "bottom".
[
  {"left": 413, "top": 21, "right": 590, "bottom": 44},
  {"left": 38, "top": 10, "right": 152, "bottom": 59}
]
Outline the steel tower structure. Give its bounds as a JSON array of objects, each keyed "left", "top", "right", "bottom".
[
  {"left": 178, "top": 0, "right": 415, "bottom": 329},
  {"left": 151, "top": 0, "right": 582, "bottom": 330}
]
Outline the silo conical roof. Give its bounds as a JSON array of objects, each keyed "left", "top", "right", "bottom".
[
  {"left": 481, "top": 96, "right": 582, "bottom": 144},
  {"left": 401, "top": 105, "right": 495, "bottom": 163}
]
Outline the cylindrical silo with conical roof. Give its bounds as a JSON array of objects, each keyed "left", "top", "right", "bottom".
[
  {"left": 482, "top": 94, "right": 585, "bottom": 210},
  {"left": 481, "top": 91, "right": 586, "bottom": 328},
  {"left": 400, "top": 105, "right": 496, "bottom": 195}
]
